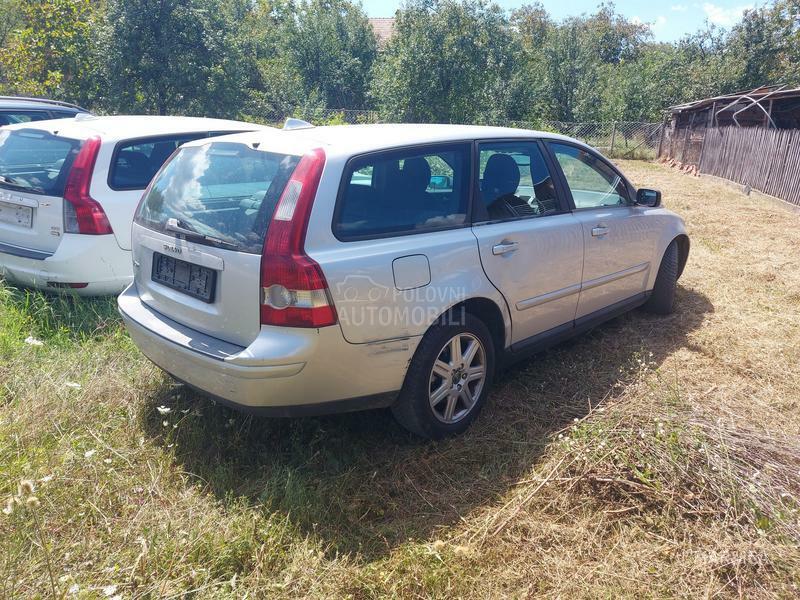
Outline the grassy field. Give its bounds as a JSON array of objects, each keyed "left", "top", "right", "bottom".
[{"left": 1, "top": 161, "right": 799, "bottom": 598}]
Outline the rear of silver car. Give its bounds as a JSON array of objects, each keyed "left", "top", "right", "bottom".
[{"left": 118, "top": 134, "right": 412, "bottom": 413}]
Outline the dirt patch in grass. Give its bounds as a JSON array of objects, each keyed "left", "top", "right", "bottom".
[{"left": 1, "top": 161, "right": 799, "bottom": 597}]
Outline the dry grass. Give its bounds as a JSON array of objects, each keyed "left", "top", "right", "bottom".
[{"left": 1, "top": 161, "right": 799, "bottom": 598}]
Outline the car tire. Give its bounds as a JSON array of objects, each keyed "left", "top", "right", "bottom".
[
  {"left": 391, "top": 314, "right": 495, "bottom": 439},
  {"left": 643, "top": 239, "right": 679, "bottom": 315}
]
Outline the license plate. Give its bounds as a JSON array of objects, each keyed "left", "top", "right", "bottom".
[
  {"left": 0, "top": 200, "right": 33, "bottom": 228},
  {"left": 151, "top": 253, "right": 216, "bottom": 303}
]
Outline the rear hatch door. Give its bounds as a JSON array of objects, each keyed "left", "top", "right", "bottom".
[
  {"left": 132, "top": 137, "right": 304, "bottom": 348},
  {"left": 0, "top": 128, "right": 82, "bottom": 255}
]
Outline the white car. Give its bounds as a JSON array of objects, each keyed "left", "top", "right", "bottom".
[{"left": 0, "top": 115, "right": 262, "bottom": 295}]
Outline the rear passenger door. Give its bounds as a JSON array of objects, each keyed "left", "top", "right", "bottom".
[
  {"left": 471, "top": 140, "right": 584, "bottom": 346},
  {"left": 547, "top": 142, "right": 654, "bottom": 320},
  {"left": 95, "top": 132, "right": 230, "bottom": 250}
]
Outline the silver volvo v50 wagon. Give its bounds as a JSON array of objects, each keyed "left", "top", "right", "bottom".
[{"left": 119, "top": 123, "right": 689, "bottom": 438}]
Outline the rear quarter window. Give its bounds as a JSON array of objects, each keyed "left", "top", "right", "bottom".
[{"left": 334, "top": 143, "right": 471, "bottom": 240}]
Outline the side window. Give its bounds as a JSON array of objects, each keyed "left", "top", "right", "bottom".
[
  {"left": 0, "top": 111, "right": 51, "bottom": 125},
  {"left": 334, "top": 144, "right": 470, "bottom": 240},
  {"left": 476, "top": 141, "right": 560, "bottom": 222},
  {"left": 550, "top": 143, "right": 631, "bottom": 209},
  {"left": 49, "top": 110, "right": 79, "bottom": 119},
  {"left": 109, "top": 133, "right": 207, "bottom": 190}
]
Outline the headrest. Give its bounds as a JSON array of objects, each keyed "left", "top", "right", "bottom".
[
  {"left": 402, "top": 157, "right": 431, "bottom": 194},
  {"left": 118, "top": 150, "right": 149, "bottom": 171},
  {"left": 483, "top": 154, "right": 520, "bottom": 197}
]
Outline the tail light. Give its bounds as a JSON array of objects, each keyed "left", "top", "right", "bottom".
[
  {"left": 63, "top": 136, "right": 113, "bottom": 235},
  {"left": 260, "top": 147, "right": 336, "bottom": 327}
]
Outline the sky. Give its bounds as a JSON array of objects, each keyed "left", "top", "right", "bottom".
[{"left": 361, "top": 0, "right": 760, "bottom": 42}]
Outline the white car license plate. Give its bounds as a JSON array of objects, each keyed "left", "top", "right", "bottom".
[{"left": 0, "top": 200, "right": 33, "bottom": 228}]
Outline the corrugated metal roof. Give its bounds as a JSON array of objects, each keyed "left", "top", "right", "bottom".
[{"left": 669, "top": 85, "right": 800, "bottom": 113}]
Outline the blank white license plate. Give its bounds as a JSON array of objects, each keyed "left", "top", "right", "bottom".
[{"left": 0, "top": 200, "right": 33, "bottom": 228}]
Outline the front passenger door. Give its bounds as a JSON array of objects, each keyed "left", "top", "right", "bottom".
[
  {"left": 548, "top": 142, "right": 654, "bottom": 320},
  {"left": 472, "top": 140, "right": 584, "bottom": 346}
]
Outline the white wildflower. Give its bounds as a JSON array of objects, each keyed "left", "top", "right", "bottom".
[
  {"left": 102, "top": 584, "right": 118, "bottom": 597},
  {"left": 2, "top": 497, "right": 15, "bottom": 515},
  {"left": 24, "top": 336, "right": 44, "bottom": 346},
  {"left": 156, "top": 406, "right": 171, "bottom": 415},
  {"left": 84, "top": 449, "right": 96, "bottom": 459},
  {"left": 162, "top": 420, "right": 169, "bottom": 427}
]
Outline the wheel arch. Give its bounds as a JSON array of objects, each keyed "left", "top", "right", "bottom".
[
  {"left": 674, "top": 234, "right": 690, "bottom": 280},
  {"left": 436, "top": 296, "right": 508, "bottom": 356}
]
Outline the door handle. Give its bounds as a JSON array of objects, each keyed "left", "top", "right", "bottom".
[
  {"left": 492, "top": 240, "right": 518, "bottom": 255},
  {"left": 591, "top": 226, "right": 609, "bottom": 237}
]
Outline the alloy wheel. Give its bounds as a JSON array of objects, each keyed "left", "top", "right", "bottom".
[{"left": 428, "top": 332, "right": 487, "bottom": 424}]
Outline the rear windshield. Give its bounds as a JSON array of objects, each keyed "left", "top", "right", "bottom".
[
  {"left": 135, "top": 142, "right": 301, "bottom": 253},
  {"left": 0, "top": 128, "right": 81, "bottom": 196}
]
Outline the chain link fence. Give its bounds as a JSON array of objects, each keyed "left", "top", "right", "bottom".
[
  {"left": 516, "top": 120, "right": 664, "bottom": 159},
  {"left": 259, "top": 109, "right": 663, "bottom": 159}
]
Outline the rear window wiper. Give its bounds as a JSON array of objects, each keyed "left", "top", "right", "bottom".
[
  {"left": 164, "top": 217, "right": 239, "bottom": 249},
  {"left": 0, "top": 174, "right": 32, "bottom": 190}
]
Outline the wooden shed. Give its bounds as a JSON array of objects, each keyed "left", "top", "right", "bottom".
[
  {"left": 657, "top": 85, "right": 800, "bottom": 206},
  {"left": 659, "top": 85, "right": 800, "bottom": 167}
]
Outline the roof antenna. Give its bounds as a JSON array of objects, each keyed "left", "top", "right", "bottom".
[{"left": 283, "top": 118, "right": 314, "bottom": 131}]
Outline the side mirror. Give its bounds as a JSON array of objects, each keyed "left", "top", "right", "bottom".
[
  {"left": 428, "top": 175, "right": 452, "bottom": 190},
  {"left": 636, "top": 188, "right": 661, "bottom": 207}
]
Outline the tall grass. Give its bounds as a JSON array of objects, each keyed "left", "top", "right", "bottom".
[{"left": 1, "top": 160, "right": 800, "bottom": 597}]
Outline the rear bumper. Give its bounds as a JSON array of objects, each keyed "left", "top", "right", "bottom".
[
  {"left": 0, "top": 234, "right": 132, "bottom": 296},
  {"left": 118, "top": 284, "right": 416, "bottom": 413}
]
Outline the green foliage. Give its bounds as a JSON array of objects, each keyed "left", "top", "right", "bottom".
[
  {"left": 245, "top": 0, "right": 376, "bottom": 122},
  {"left": 284, "top": 0, "right": 377, "bottom": 108},
  {"left": 0, "top": 0, "right": 797, "bottom": 125},
  {"left": 727, "top": 0, "right": 800, "bottom": 88},
  {"left": 98, "top": 0, "right": 250, "bottom": 116},
  {"left": 371, "top": 0, "right": 520, "bottom": 123},
  {"left": 0, "top": 0, "right": 96, "bottom": 102}
]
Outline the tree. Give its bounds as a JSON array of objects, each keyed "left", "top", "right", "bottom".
[
  {"left": 0, "top": 0, "right": 23, "bottom": 50},
  {"left": 371, "top": 0, "right": 520, "bottom": 123},
  {"left": 727, "top": 0, "right": 800, "bottom": 88},
  {"left": 98, "top": 0, "right": 250, "bottom": 116},
  {"left": 0, "top": 0, "right": 96, "bottom": 102},
  {"left": 282, "top": 0, "right": 377, "bottom": 109}
]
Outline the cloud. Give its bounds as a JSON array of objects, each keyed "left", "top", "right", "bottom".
[
  {"left": 702, "top": 3, "right": 753, "bottom": 27},
  {"left": 631, "top": 15, "right": 667, "bottom": 31},
  {"left": 670, "top": 4, "right": 688, "bottom": 11}
]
